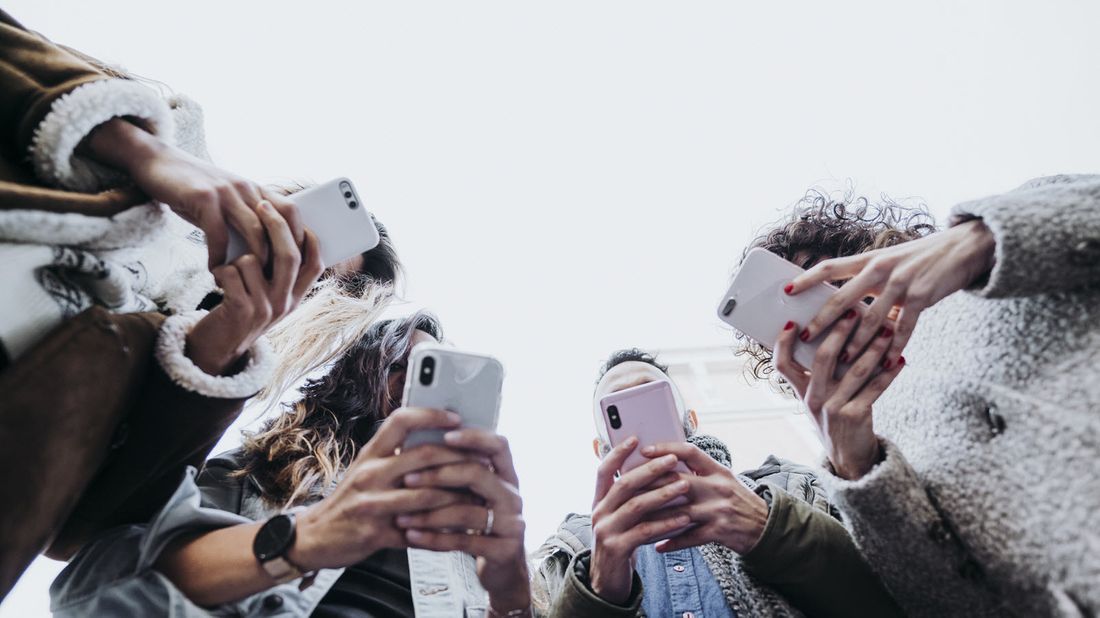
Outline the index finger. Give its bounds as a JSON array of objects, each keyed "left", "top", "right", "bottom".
[
  {"left": 261, "top": 188, "right": 305, "bottom": 246},
  {"left": 361, "top": 407, "right": 461, "bottom": 459},
  {"left": 787, "top": 253, "right": 870, "bottom": 294},
  {"left": 640, "top": 442, "right": 715, "bottom": 475},
  {"left": 593, "top": 437, "right": 637, "bottom": 507},
  {"left": 442, "top": 429, "right": 520, "bottom": 487}
]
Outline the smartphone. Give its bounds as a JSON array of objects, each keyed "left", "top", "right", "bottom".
[
  {"left": 599, "top": 381, "right": 692, "bottom": 478},
  {"left": 717, "top": 247, "right": 861, "bottom": 374},
  {"left": 224, "top": 177, "right": 380, "bottom": 268},
  {"left": 401, "top": 344, "right": 504, "bottom": 450}
]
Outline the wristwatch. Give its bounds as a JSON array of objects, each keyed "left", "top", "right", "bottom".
[{"left": 253, "top": 513, "right": 307, "bottom": 584}]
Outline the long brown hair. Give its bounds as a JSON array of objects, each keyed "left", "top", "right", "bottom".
[{"left": 234, "top": 312, "right": 443, "bottom": 507}]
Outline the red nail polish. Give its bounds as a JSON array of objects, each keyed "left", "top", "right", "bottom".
[
  {"left": 799, "top": 329, "right": 811, "bottom": 342},
  {"left": 898, "top": 356, "right": 906, "bottom": 367},
  {"left": 839, "top": 351, "right": 850, "bottom": 363},
  {"left": 844, "top": 308, "right": 857, "bottom": 320},
  {"left": 879, "top": 327, "right": 894, "bottom": 338},
  {"left": 882, "top": 358, "right": 893, "bottom": 370},
  {"left": 783, "top": 321, "right": 795, "bottom": 331},
  {"left": 783, "top": 283, "right": 794, "bottom": 295}
]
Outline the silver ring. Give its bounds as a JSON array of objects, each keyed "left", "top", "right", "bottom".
[{"left": 483, "top": 507, "right": 495, "bottom": 536}]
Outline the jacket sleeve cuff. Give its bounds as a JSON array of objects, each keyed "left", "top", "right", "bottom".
[
  {"left": 550, "top": 549, "right": 642, "bottom": 618},
  {"left": 155, "top": 311, "right": 274, "bottom": 399},
  {"left": 949, "top": 174, "right": 1100, "bottom": 298},
  {"left": 740, "top": 484, "right": 794, "bottom": 575},
  {"left": 29, "top": 78, "right": 174, "bottom": 192}
]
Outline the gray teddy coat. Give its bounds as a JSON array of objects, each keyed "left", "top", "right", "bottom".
[{"left": 827, "top": 174, "right": 1100, "bottom": 617}]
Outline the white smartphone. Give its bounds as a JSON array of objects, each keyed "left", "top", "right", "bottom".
[
  {"left": 224, "top": 177, "right": 380, "bottom": 268},
  {"left": 717, "top": 247, "right": 863, "bottom": 374},
  {"left": 401, "top": 344, "right": 504, "bottom": 450}
]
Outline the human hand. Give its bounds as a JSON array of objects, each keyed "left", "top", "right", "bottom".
[
  {"left": 774, "top": 312, "right": 904, "bottom": 480},
  {"left": 396, "top": 428, "right": 531, "bottom": 615},
  {"left": 588, "top": 437, "right": 693, "bottom": 605},
  {"left": 185, "top": 201, "right": 322, "bottom": 375},
  {"left": 288, "top": 407, "right": 475, "bottom": 571},
  {"left": 784, "top": 219, "right": 995, "bottom": 369},
  {"left": 84, "top": 119, "right": 305, "bottom": 267},
  {"left": 638, "top": 442, "right": 768, "bottom": 555}
]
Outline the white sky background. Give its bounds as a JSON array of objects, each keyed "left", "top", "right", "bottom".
[{"left": 5, "top": 1, "right": 1100, "bottom": 615}]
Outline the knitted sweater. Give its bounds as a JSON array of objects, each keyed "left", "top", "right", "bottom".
[{"left": 826, "top": 174, "right": 1100, "bottom": 616}]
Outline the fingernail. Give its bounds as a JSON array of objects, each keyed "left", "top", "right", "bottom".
[
  {"left": 839, "top": 351, "right": 850, "bottom": 364},
  {"left": 844, "top": 308, "right": 857, "bottom": 320},
  {"left": 783, "top": 283, "right": 794, "bottom": 295},
  {"left": 879, "top": 327, "right": 893, "bottom": 338},
  {"left": 258, "top": 200, "right": 272, "bottom": 212},
  {"left": 882, "top": 358, "right": 894, "bottom": 370},
  {"left": 443, "top": 431, "right": 461, "bottom": 443},
  {"left": 673, "top": 480, "right": 689, "bottom": 492},
  {"left": 625, "top": 436, "right": 639, "bottom": 447},
  {"left": 446, "top": 412, "right": 461, "bottom": 423},
  {"left": 396, "top": 515, "right": 413, "bottom": 527},
  {"left": 799, "top": 329, "right": 811, "bottom": 342},
  {"left": 661, "top": 454, "right": 677, "bottom": 465},
  {"left": 640, "top": 445, "right": 655, "bottom": 455},
  {"left": 783, "top": 321, "right": 795, "bottom": 331},
  {"left": 406, "top": 529, "right": 425, "bottom": 541},
  {"left": 898, "top": 356, "right": 906, "bottom": 367},
  {"left": 404, "top": 473, "right": 421, "bottom": 485},
  {"left": 676, "top": 514, "right": 691, "bottom": 525}
]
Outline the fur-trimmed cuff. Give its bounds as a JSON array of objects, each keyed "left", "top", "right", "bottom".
[
  {"left": 155, "top": 311, "right": 274, "bottom": 399},
  {"left": 30, "top": 79, "right": 175, "bottom": 192}
]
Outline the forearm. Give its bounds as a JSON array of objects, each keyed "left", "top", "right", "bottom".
[
  {"left": 81, "top": 117, "right": 167, "bottom": 176},
  {"left": 951, "top": 174, "right": 1100, "bottom": 298},
  {"left": 155, "top": 523, "right": 272, "bottom": 607}
]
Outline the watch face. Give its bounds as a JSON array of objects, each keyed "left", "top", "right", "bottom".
[{"left": 253, "top": 514, "right": 295, "bottom": 561}]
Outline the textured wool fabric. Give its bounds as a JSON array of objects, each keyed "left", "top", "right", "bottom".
[{"left": 826, "top": 175, "right": 1100, "bottom": 617}]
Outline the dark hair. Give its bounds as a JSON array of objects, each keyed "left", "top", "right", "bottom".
[
  {"left": 735, "top": 188, "right": 937, "bottom": 383},
  {"left": 596, "top": 348, "right": 669, "bottom": 388},
  {"left": 235, "top": 311, "right": 442, "bottom": 506}
]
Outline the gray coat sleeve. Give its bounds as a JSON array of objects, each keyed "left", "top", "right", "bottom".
[
  {"left": 951, "top": 174, "right": 1100, "bottom": 298},
  {"left": 825, "top": 439, "right": 1006, "bottom": 617}
]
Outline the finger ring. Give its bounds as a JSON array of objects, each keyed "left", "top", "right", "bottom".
[{"left": 483, "top": 507, "right": 495, "bottom": 536}]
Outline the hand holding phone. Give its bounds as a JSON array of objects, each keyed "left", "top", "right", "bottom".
[
  {"left": 224, "top": 178, "right": 379, "bottom": 268},
  {"left": 717, "top": 248, "right": 868, "bottom": 378}
]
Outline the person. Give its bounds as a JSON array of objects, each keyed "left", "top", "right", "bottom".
[
  {"left": 531, "top": 348, "right": 901, "bottom": 617},
  {"left": 50, "top": 312, "right": 534, "bottom": 618},
  {"left": 0, "top": 9, "right": 392, "bottom": 599},
  {"left": 739, "top": 178, "right": 1100, "bottom": 615}
]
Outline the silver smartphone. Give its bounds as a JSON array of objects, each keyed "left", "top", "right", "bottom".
[
  {"left": 717, "top": 247, "right": 865, "bottom": 375},
  {"left": 224, "top": 177, "right": 380, "bottom": 268},
  {"left": 401, "top": 344, "right": 504, "bottom": 449}
]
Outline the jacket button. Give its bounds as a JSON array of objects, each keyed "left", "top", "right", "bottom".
[
  {"left": 927, "top": 521, "right": 950, "bottom": 544},
  {"left": 672, "top": 564, "right": 686, "bottom": 572},
  {"left": 1070, "top": 239, "right": 1100, "bottom": 266},
  {"left": 984, "top": 405, "right": 1006, "bottom": 436},
  {"left": 262, "top": 593, "right": 284, "bottom": 610}
]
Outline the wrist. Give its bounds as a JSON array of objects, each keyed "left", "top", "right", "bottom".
[
  {"left": 185, "top": 309, "right": 252, "bottom": 376},
  {"left": 285, "top": 506, "right": 327, "bottom": 573},
  {"left": 728, "top": 491, "right": 769, "bottom": 553},
  {"left": 589, "top": 553, "right": 631, "bottom": 605},
  {"left": 955, "top": 219, "right": 997, "bottom": 285},
  {"left": 832, "top": 439, "right": 883, "bottom": 480}
]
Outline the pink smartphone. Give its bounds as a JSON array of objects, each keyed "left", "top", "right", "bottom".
[
  {"left": 717, "top": 247, "right": 865, "bottom": 377},
  {"left": 599, "top": 381, "right": 691, "bottom": 496}
]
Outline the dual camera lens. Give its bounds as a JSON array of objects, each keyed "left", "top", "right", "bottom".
[
  {"left": 607, "top": 404, "right": 622, "bottom": 429},
  {"left": 419, "top": 356, "right": 435, "bottom": 386},
  {"left": 340, "top": 183, "right": 358, "bottom": 209}
]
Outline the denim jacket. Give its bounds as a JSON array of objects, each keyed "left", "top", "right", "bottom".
[
  {"left": 635, "top": 544, "right": 734, "bottom": 617},
  {"left": 50, "top": 452, "right": 489, "bottom": 617}
]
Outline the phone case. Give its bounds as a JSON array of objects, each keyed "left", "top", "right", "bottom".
[
  {"left": 224, "top": 177, "right": 380, "bottom": 268},
  {"left": 401, "top": 344, "right": 504, "bottom": 449},
  {"left": 717, "top": 247, "right": 861, "bottom": 373},
  {"left": 599, "top": 381, "right": 692, "bottom": 477}
]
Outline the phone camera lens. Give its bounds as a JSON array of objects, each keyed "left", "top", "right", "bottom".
[
  {"left": 344, "top": 191, "right": 352, "bottom": 198},
  {"left": 348, "top": 200, "right": 358, "bottom": 209},
  {"left": 419, "top": 357, "right": 436, "bottom": 386},
  {"left": 607, "top": 405, "right": 622, "bottom": 429}
]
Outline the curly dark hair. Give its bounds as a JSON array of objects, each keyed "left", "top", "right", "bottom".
[
  {"left": 595, "top": 348, "right": 668, "bottom": 390},
  {"left": 234, "top": 312, "right": 442, "bottom": 507},
  {"left": 735, "top": 188, "right": 937, "bottom": 384}
]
